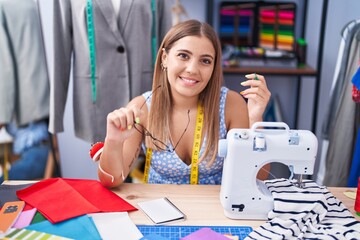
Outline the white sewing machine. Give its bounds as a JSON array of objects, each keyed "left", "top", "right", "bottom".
[{"left": 218, "top": 122, "right": 318, "bottom": 220}]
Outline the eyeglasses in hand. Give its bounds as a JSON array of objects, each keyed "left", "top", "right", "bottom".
[{"left": 133, "top": 85, "right": 190, "bottom": 152}]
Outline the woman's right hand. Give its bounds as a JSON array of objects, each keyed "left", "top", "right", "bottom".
[{"left": 105, "top": 105, "right": 142, "bottom": 143}]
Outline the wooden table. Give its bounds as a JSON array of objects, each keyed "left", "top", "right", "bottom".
[
  {"left": 3, "top": 181, "right": 359, "bottom": 228},
  {"left": 111, "top": 183, "right": 360, "bottom": 228}
]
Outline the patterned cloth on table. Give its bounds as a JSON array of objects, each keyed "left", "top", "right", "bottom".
[{"left": 246, "top": 178, "right": 360, "bottom": 240}]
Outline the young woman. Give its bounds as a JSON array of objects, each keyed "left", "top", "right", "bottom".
[{"left": 95, "top": 19, "right": 271, "bottom": 187}]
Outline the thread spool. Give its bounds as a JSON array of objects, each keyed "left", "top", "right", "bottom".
[{"left": 355, "top": 177, "right": 360, "bottom": 216}]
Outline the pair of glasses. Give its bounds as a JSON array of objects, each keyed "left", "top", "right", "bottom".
[{"left": 133, "top": 86, "right": 190, "bottom": 152}]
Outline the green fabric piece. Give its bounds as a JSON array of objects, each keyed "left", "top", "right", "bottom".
[{"left": 31, "top": 211, "right": 47, "bottom": 224}]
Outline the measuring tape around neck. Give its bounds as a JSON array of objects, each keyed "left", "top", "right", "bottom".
[
  {"left": 143, "top": 104, "right": 204, "bottom": 184},
  {"left": 86, "top": 0, "right": 97, "bottom": 103},
  {"left": 190, "top": 104, "right": 204, "bottom": 184}
]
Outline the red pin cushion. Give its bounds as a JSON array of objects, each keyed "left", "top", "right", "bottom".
[{"left": 89, "top": 142, "right": 104, "bottom": 162}]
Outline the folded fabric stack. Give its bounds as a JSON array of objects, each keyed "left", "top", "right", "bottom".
[{"left": 0, "top": 178, "right": 138, "bottom": 239}]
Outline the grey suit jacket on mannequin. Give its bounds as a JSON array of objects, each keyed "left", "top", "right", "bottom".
[
  {"left": 0, "top": 0, "right": 50, "bottom": 126},
  {"left": 49, "top": 0, "right": 174, "bottom": 143}
]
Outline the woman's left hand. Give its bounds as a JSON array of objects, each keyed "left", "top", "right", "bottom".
[{"left": 240, "top": 73, "right": 271, "bottom": 126}]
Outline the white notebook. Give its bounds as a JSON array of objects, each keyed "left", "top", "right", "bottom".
[{"left": 137, "top": 197, "right": 186, "bottom": 224}]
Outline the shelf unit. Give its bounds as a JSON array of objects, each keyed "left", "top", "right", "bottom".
[
  {"left": 206, "top": 0, "right": 327, "bottom": 132},
  {"left": 223, "top": 64, "right": 316, "bottom": 75}
]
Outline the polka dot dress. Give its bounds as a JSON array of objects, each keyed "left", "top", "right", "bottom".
[{"left": 142, "top": 87, "right": 229, "bottom": 185}]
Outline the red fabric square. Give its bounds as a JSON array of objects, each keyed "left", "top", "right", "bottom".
[{"left": 16, "top": 178, "right": 137, "bottom": 223}]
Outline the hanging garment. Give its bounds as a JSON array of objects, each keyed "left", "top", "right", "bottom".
[
  {"left": 353, "top": 85, "right": 360, "bottom": 102},
  {"left": 49, "top": 0, "right": 174, "bottom": 143},
  {"left": 318, "top": 19, "right": 360, "bottom": 186},
  {"left": 348, "top": 127, "right": 360, "bottom": 187},
  {"left": 0, "top": 0, "right": 50, "bottom": 126},
  {"left": 351, "top": 65, "right": 360, "bottom": 102},
  {"left": 323, "top": 72, "right": 360, "bottom": 187},
  {"left": 321, "top": 19, "right": 360, "bottom": 139},
  {"left": 323, "top": 47, "right": 360, "bottom": 186},
  {"left": 349, "top": 69, "right": 360, "bottom": 185}
]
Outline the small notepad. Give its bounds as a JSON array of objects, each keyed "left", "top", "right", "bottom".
[{"left": 138, "top": 197, "right": 186, "bottom": 224}]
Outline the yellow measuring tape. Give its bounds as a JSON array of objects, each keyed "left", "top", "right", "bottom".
[
  {"left": 190, "top": 104, "right": 204, "bottom": 184},
  {"left": 143, "top": 104, "right": 204, "bottom": 184}
]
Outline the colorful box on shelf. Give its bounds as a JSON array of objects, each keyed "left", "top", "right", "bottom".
[{"left": 219, "top": 1, "right": 297, "bottom": 52}]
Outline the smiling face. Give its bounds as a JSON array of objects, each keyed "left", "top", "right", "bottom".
[{"left": 161, "top": 36, "right": 215, "bottom": 99}]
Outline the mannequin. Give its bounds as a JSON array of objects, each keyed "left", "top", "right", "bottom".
[
  {"left": 49, "top": 0, "right": 174, "bottom": 143},
  {"left": 171, "top": 0, "right": 189, "bottom": 25}
]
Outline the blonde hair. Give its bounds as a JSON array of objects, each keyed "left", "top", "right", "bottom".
[{"left": 147, "top": 19, "right": 223, "bottom": 165}]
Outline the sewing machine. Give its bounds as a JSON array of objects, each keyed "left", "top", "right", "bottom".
[{"left": 218, "top": 122, "right": 318, "bottom": 220}]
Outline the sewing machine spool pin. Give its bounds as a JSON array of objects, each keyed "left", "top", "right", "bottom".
[{"left": 219, "top": 122, "right": 318, "bottom": 220}]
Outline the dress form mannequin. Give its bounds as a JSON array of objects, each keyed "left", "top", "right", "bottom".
[
  {"left": 50, "top": 0, "right": 174, "bottom": 143},
  {"left": 171, "top": 0, "right": 188, "bottom": 25}
]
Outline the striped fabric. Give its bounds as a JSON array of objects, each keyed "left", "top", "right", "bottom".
[
  {"left": 4, "top": 228, "right": 70, "bottom": 239},
  {"left": 246, "top": 178, "right": 360, "bottom": 240}
]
